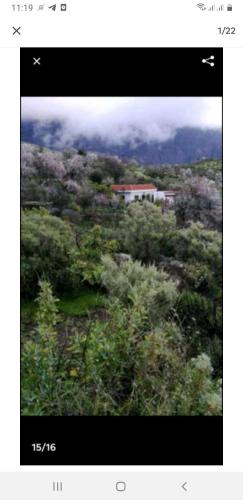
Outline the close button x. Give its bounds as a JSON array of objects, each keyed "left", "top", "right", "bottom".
[
  {"left": 33, "top": 57, "right": 41, "bottom": 66},
  {"left": 12, "top": 26, "right": 21, "bottom": 35}
]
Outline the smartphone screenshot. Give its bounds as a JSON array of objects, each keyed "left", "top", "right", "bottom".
[
  {"left": 19, "top": 47, "right": 223, "bottom": 466},
  {"left": 0, "top": 0, "right": 242, "bottom": 498}
]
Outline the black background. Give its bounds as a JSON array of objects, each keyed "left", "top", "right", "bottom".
[
  {"left": 21, "top": 416, "right": 223, "bottom": 465},
  {"left": 21, "top": 47, "right": 223, "bottom": 97},
  {"left": 20, "top": 47, "right": 223, "bottom": 466}
]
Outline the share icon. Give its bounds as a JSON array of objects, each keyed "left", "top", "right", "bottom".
[{"left": 202, "top": 55, "right": 215, "bottom": 67}]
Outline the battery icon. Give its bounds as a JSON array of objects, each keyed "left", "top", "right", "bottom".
[{"left": 227, "top": 4, "right": 233, "bottom": 10}]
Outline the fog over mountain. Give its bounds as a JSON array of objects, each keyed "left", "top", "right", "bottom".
[{"left": 21, "top": 97, "right": 222, "bottom": 164}]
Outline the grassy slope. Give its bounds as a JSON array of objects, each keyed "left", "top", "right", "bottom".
[{"left": 22, "top": 288, "right": 104, "bottom": 318}]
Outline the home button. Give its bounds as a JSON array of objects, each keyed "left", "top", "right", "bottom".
[{"left": 116, "top": 482, "right": 126, "bottom": 492}]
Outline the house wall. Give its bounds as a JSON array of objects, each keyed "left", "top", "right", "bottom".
[
  {"left": 154, "top": 191, "right": 166, "bottom": 201},
  {"left": 115, "top": 189, "right": 176, "bottom": 204},
  {"left": 119, "top": 189, "right": 157, "bottom": 203}
]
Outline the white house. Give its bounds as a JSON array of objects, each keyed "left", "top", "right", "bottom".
[{"left": 112, "top": 184, "right": 178, "bottom": 204}]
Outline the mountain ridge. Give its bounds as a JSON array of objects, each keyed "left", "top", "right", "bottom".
[{"left": 21, "top": 121, "right": 222, "bottom": 165}]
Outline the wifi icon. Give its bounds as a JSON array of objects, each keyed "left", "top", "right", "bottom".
[{"left": 197, "top": 3, "right": 207, "bottom": 9}]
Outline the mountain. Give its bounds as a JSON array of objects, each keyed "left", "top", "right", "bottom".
[{"left": 21, "top": 121, "right": 222, "bottom": 165}]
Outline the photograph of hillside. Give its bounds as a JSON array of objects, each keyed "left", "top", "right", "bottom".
[{"left": 21, "top": 97, "right": 222, "bottom": 417}]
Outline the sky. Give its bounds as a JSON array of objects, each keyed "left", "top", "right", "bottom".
[{"left": 22, "top": 97, "right": 222, "bottom": 147}]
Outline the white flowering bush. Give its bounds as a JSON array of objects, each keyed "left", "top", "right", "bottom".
[{"left": 100, "top": 255, "right": 178, "bottom": 322}]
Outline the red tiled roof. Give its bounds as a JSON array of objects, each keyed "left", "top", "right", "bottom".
[{"left": 112, "top": 184, "right": 156, "bottom": 192}]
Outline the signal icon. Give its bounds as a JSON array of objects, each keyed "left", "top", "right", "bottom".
[{"left": 197, "top": 3, "right": 207, "bottom": 9}]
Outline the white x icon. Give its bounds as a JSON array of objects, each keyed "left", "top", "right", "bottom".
[{"left": 33, "top": 57, "right": 41, "bottom": 66}]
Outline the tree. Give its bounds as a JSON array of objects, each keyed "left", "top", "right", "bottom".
[
  {"left": 21, "top": 209, "right": 76, "bottom": 296},
  {"left": 174, "top": 176, "right": 222, "bottom": 230},
  {"left": 119, "top": 201, "right": 176, "bottom": 262},
  {"left": 64, "top": 179, "right": 81, "bottom": 194},
  {"left": 89, "top": 169, "right": 103, "bottom": 184},
  {"left": 36, "top": 151, "right": 66, "bottom": 179},
  {"left": 21, "top": 143, "right": 36, "bottom": 177},
  {"left": 71, "top": 225, "right": 118, "bottom": 286},
  {"left": 172, "top": 222, "right": 222, "bottom": 349},
  {"left": 93, "top": 193, "right": 110, "bottom": 207},
  {"left": 77, "top": 182, "right": 95, "bottom": 210},
  {"left": 65, "top": 154, "right": 86, "bottom": 181},
  {"left": 172, "top": 222, "right": 222, "bottom": 274},
  {"left": 94, "top": 158, "right": 125, "bottom": 182}
]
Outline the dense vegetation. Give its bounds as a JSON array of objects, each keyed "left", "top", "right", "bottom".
[{"left": 21, "top": 143, "right": 222, "bottom": 416}]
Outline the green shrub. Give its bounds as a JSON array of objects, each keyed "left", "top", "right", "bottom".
[
  {"left": 71, "top": 225, "right": 118, "bottom": 287},
  {"left": 172, "top": 222, "right": 222, "bottom": 275},
  {"left": 22, "top": 281, "right": 61, "bottom": 415},
  {"left": 119, "top": 201, "right": 176, "bottom": 262},
  {"left": 21, "top": 283, "right": 222, "bottom": 417},
  {"left": 174, "top": 354, "right": 222, "bottom": 415},
  {"left": 21, "top": 209, "right": 76, "bottom": 296},
  {"left": 100, "top": 255, "right": 178, "bottom": 322}
]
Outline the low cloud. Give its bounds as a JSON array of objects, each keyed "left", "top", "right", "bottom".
[{"left": 22, "top": 96, "right": 222, "bottom": 148}]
